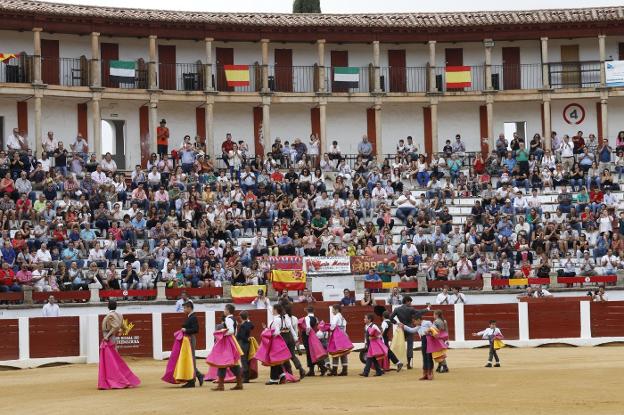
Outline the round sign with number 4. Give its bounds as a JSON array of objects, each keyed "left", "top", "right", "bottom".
[{"left": 563, "top": 103, "right": 586, "bottom": 125}]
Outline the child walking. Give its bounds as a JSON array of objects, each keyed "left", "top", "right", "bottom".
[
  {"left": 472, "top": 320, "right": 504, "bottom": 367},
  {"left": 327, "top": 304, "right": 353, "bottom": 376},
  {"left": 381, "top": 311, "right": 403, "bottom": 372},
  {"left": 399, "top": 311, "right": 435, "bottom": 381},
  {"left": 432, "top": 310, "right": 450, "bottom": 373},
  {"left": 359, "top": 313, "right": 386, "bottom": 377}
]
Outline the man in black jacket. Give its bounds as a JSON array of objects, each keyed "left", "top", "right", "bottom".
[
  {"left": 236, "top": 311, "right": 255, "bottom": 383},
  {"left": 181, "top": 301, "right": 204, "bottom": 388},
  {"left": 390, "top": 296, "right": 430, "bottom": 369}
]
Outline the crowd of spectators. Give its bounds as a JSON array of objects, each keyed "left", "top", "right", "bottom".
[{"left": 0, "top": 125, "right": 623, "bottom": 298}]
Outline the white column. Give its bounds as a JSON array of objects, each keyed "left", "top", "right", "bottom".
[
  {"left": 599, "top": 34, "right": 606, "bottom": 86},
  {"left": 32, "top": 27, "right": 42, "bottom": 84},
  {"left": 204, "top": 37, "right": 214, "bottom": 91},
  {"left": 206, "top": 311, "right": 216, "bottom": 351},
  {"left": 601, "top": 99, "right": 608, "bottom": 142},
  {"left": 34, "top": 95, "right": 42, "bottom": 157},
  {"left": 454, "top": 303, "right": 465, "bottom": 342},
  {"left": 90, "top": 32, "right": 101, "bottom": 87},
  {"left": 152, "top": 313, "right": 163, "bottom": 360},
  {"left": 91, "top": 97, "right": 102, "bottom": 159},
  {"left": 79, "top": 315, "right": 88, "bottom": 357},
  {"left": 148, "top": 35, "right": 157, "bottom": 90},
  {"left": 372, "top": 40, "right": 381, "bottom": 93},
  {"left": 149, "top": 97, "right": 158, "bottom": 155},
  {"left": 261, "top": 39, "right": 270, "bottom": 92},
  {"left": 543, "top": 98, "right": 552, "bottom": 150},
  {"left": 205, "top": 100, "right": 214, "bottom": 157},
  {"left": 428, "top": 40, "right": 437, "bottom": 93},
  {"left": 580, "top": 301, "right": 592, "bottom": 339},
  {"left": 86, "top": 314, "right": 100, "bottom": 364},
  {"left": 541, "top": 37, "right": 550, "bottom": 89},
  {"left": 484, "top": 39, "right": 493, "bottom": 91},
  {"left": 262, "top": 101, "right": 271, "bottom": 151},
  {"left": 518, "top": 302, "right": 529, "bottom": 341},
  {"left": 18, "top": 317, "right": 30, "bottom": 360},
  {"left": 317, "top": 39, "right": 326, "bottom": 93},
  {"left": 319, "top": 102, "right": 327, "bottom": 153}
]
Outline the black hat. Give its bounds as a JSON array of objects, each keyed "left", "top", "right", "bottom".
[{"left": 160, "top": 119, "right": 166, "bottom": 124}]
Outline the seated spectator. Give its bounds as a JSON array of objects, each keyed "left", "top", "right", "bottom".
[{"left": 340, "top": 288, "right": 355, "bottom": 306}]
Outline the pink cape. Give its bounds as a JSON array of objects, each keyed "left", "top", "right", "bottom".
[
  {"left": 98, "top": 340, "right": 141, "bottom": 390},
  {"left": 307, "top": 330, "right": 328, "bottom": 363},
  {"left": 426, "top": 329, "right": 449, "bottom": 354},
  {"left": 161, "top": 330, "right": 185, "bottom": 384},
  {"left": 366, "top": 326, "right": 388, "bottom": 359},
  {"left": 327, "top": 328, "right": 353, "bottom": 357},
  {"left": 254, "top": 328, "right": 291, "bottom": 366},
  {"left": 206, "top": 331, "right": 242, "bottom": 368},
  {"left": 205, "top": 366, "right": 237, "bottom": 383}
]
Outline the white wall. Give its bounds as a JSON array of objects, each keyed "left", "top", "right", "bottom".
[
  {"left": 0, "top": 98, "right": 17, "bottom": 147},
  {"left": 213, "top": 103, "right": 255, "bottom": 155},
  {"left": 45, "top": 33, "right": 90, "bottom": 58},
  {"left": 493, "top": 101, "right": 542, "bottom": 141},
  {"left": 548, "top": 38, "right": 600, "bottom": 62},
  {"left": 0, "top": 30, "right": 34, "bottom": 55},
  {"left": 381, "top": 103, "right": 424, "bottom": 154},
  {"left": 41, "top": 97, "right": 78, "bottom": 148},
  {"left": 158, "top": 101, "right": 198, "bottom": 145},
  {"left": 550, "top": 99, "right": 598, "bottom": 138},
  {"left": 438, "top": 102, "right": 481, "bottom": 151},
  {"left": 605, "top": 36, "right": 624, "bottom": 61},
  {"left": 271, "top": 104, "right": 312, "bottom": 143},
  {"left": 212, "top": 41, "right": 262, "bottom": 64},
  {"left": 326, "top": 104, "right": 367, "bottom": 154}
]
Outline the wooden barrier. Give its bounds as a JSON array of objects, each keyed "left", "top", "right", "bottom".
[
  {"left": 165, "top": 287, "right": 223, "bottom": 300},
  {"left": 528, "top": 302, "right": 580, "bottom": 339},
  {"left": 492, "top": 278, "right": 550, "bottom": 287},
  {"left": 0, "top": 319, "right": 19, "bottom": 360},
  {"left": 419, "top": 305, "right": 455, "bottom": 340},
  {"left": 32, "top": 291, "right": 90, "bottom": 303},
  {"left": 557, "top": 276, "right": 617, "bottom": 285},
  {"left": 100, "top": 289, "right": 157, "bottom": 299},
  {"left": 0, "top": 292, "right": 24, "bottom": 303},
  {"left": 99, "top": 313, "right": 153, "bottom": 357},
  {"left": 161, "top": 312, "right": 206, "bottom": 352},
  {"left": 29, "top": 317, "right": 80, "bottom": 358},
  {"left": 464, "top": 304, "right": 519, "bottom": 340},
  {"left": 289, "top": 301, "right": 332, "bottom": 324},
  {"left": 341, "top": 305, "right": 391, "bottom": 342},
  {"left": 590, "top": 301, "right": 624, "bottom": 337}
]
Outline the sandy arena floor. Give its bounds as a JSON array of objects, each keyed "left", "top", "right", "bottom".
[{"left": 1, "top": 347, "right": 622, "bottom": 415}]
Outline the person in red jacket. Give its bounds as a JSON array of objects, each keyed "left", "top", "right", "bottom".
[{"left": 0, "top": 262, "right": 20, "bottom": 292}]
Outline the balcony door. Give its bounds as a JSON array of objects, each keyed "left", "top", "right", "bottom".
[
  {"left": 561, "top": 45, "right": 580, "bottom": 87},
  {"left": 330, "top": 50, "right": 349, "bottom": 92},
  {"left": 502, "top": 47, "right": 520, "bottom": 90},
  {"left": 41, "top": 39, "right": 59, "bottom": 85},
  {"left": 101, "top": 43, "right": 119, "bottom": 87},
  {"left": 388, "top": 49, "right": 406, "bottom": 92},
  {"left": 216, "top": 47, "right": 234, "bottom": 92},
  {"left": 158, "top": 45, "right": 176, "bottom": 90},
  {"left": 274, "top": 48, "right": 293, "bottom": 92},
  {"left": 445, "top": 48, "right": 463, "bottom": 91}
]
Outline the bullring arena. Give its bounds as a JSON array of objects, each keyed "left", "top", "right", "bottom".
[{"left": 2, "top": 0, "right": 624, "bottom": 414}]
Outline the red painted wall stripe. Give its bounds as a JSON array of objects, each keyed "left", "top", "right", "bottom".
[
  {"left": 17, "top": 101, "right": 28, "bottom": 135},
  {"left": 77, "top": 103, "right": 88, "bottom": 140}
]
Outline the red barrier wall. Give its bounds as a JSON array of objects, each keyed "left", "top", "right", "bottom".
[
  {"left": 289, "top": 301, "right": 332, "bottom": 326},
  {"left": 29, "top": 317, "right": 80, "bottom": 358},
  {"left": 161, "top": 312, "right": 206, "bottom": 352},
  {"left": 99, "top": 313, "right": 153, "bottom": 357},
  {"left": 590, "top": 301, "right": 624, "bottom": 337},
  {"left": 464, "top": 304, "right": 519, "bottom": 340},
  {"left": 0, "top": 319, "right": 19, "bottom": 360},
  {"left": 341, "top": 305, "right": 392, "bottom": 342},
  {"left": 215, "top": 309, "right": 267, "bottom": 342},
  {"left": 528, "top": 302, "right": 580, "bottom": 339}
]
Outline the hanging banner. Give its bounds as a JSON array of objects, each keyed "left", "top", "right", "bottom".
[
  {"left": 304, "top": 256, "right": 351, "bottom": 275},
  {"left": 350, "top": 255, "right": 399, "bottom": 274},
  {"left": 605, "top": 60, "right": 624, "bottom": 87}
]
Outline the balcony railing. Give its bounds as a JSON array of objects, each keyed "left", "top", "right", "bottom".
[
  {"left": 101, "top": 59, "right": 148, "bottom": 89},
  {"left": 158, "top": 62, "right": 206, "bottom": 91},
  {"left": 490, "top": 63, "right": 542, "bottom": 90},
  {"left": 41, "top": 56, "right": 90, "bottom": 87},
  {"left": 0, "top": 55, "right": 32, "bottom": 84},
  {"left": 548, "top": 60, "right": 601, "bottom": 89},
  {"left": 268, "top": 65, "right": 317, "bottom": 93}
]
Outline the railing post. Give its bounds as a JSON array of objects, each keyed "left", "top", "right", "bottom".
[
  {"left": 222, "top": 281, "right": 232, "bottom": 299},
  {"left": 88, "top": 283, "right": 100, "bottom": 302},
  {"left": 482, "top": 273, "right": 492, "bottom": 291},
  {"left": 32, "top": 27, "right": 43, "bottom": 85},
  {"left": 417, "top": 276, "right": 428, "bottom": 292},
  {"left": 22, "top": 286, "right": 34, "bottom": 305},
  {"left": 156, "top": 281, "right": 167, "bottom": 301}
]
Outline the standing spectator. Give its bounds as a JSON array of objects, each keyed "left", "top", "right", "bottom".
[
  {"left": 42, "top": 295, "right": 60, "bottom": 317},
  {"left": 156, "top": 119, "right": 169, "bottom": 156},
  {"left": 221, "top": 133, "right": 235, "bottom": 168}
]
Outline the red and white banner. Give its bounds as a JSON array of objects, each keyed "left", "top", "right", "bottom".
[
  {"left": 304, "top": 256, "right": 351, "bottom": 275},
  {"left": 263, "top": 255, "right": 303, "bottom": 270}
]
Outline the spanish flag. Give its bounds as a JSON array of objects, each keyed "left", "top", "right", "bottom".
[
  {"left": 271, "top": 270, "right": 306, "bottom": 291},
  {"left": 224, "top": 65, "right": 250, "bottom": 87},
  {"left": 231, "top": 284, "right": 266, "bottom": 304},
  {"left": 445, "top": 66, "right": 471, "bottom": 88},
  {"left": 0, "top": 53, "right": 17, "bottom": 63}
]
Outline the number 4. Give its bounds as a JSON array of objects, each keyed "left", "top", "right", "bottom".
[{"left": 569, "top": 109, "right": 578, "bottom": 119}]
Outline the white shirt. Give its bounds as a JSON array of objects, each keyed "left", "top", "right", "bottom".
[
  {"left": 252, "top": 296, "right": 271, "bottom": 309},
  {"left": 175, "top": 298, "right": 193, "bottom": 312},
  {"left": 330, "top": 312, "right": 347, "bottom": 332},
  {"left": 7, "top": 134, "right": 26, "bottom": 151},
  {"left": 476, "top": 327, "right": 502, "bottom": 339},
  {"left": 451, "top": 293, "right": 466, "bottom": 304},
  {"left": 533, "top": 289, "right": 551, "bottom": 298},
  {"left": 436, "top": 292, "right": 450, "bottom": 305},
  {"left": 42, "top": 302, "right": 60, "bottom": 317}
]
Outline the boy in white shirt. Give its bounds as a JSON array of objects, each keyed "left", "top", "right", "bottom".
[{"left": 472, "top": 320, "right": 504, "bottom": 367}]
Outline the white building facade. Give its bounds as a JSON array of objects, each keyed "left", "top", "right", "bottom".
[{"left": 1, "top": 2, "right": 624, "bottom": 168}]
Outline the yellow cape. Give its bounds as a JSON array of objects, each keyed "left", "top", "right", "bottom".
[
  {"left": 173, "top": 336, "right": 195, "bottom": 383},
  {"left": 390, "top": 326, "right": 408, "bottom": 365},
  {"left": 248, "top": 337, "right": 259, "bottom": 359},
  {"left": 493, "top": 339, "right": 506, "bottom": 350}
]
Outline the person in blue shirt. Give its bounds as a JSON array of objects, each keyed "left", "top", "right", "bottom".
[
  {"left": 80, "top": 223, "right": 97, "bottom": 242},
  {"left": 62, "top": 241, "right": 79, "bottom": 266},
  {"left": 340, "top": 288, "right": 355, "bottom": 306},
  {"left": 184, "top": 258, "right": 202, "bottom": 288},
  {"left": 131, "top": 211, "right": 147, "bottom": 240},
  {"left": 364, "top": 268, "right": 381, "bottom": 282},
  {"left": 399, "top": 310, "right": 435, "bottom": 381},
  {"left": 357, "top": 136, "right": 373, "bottom": 160},
  {"left": 1, "top": 242, "right": 16, "bottom": 267}
]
